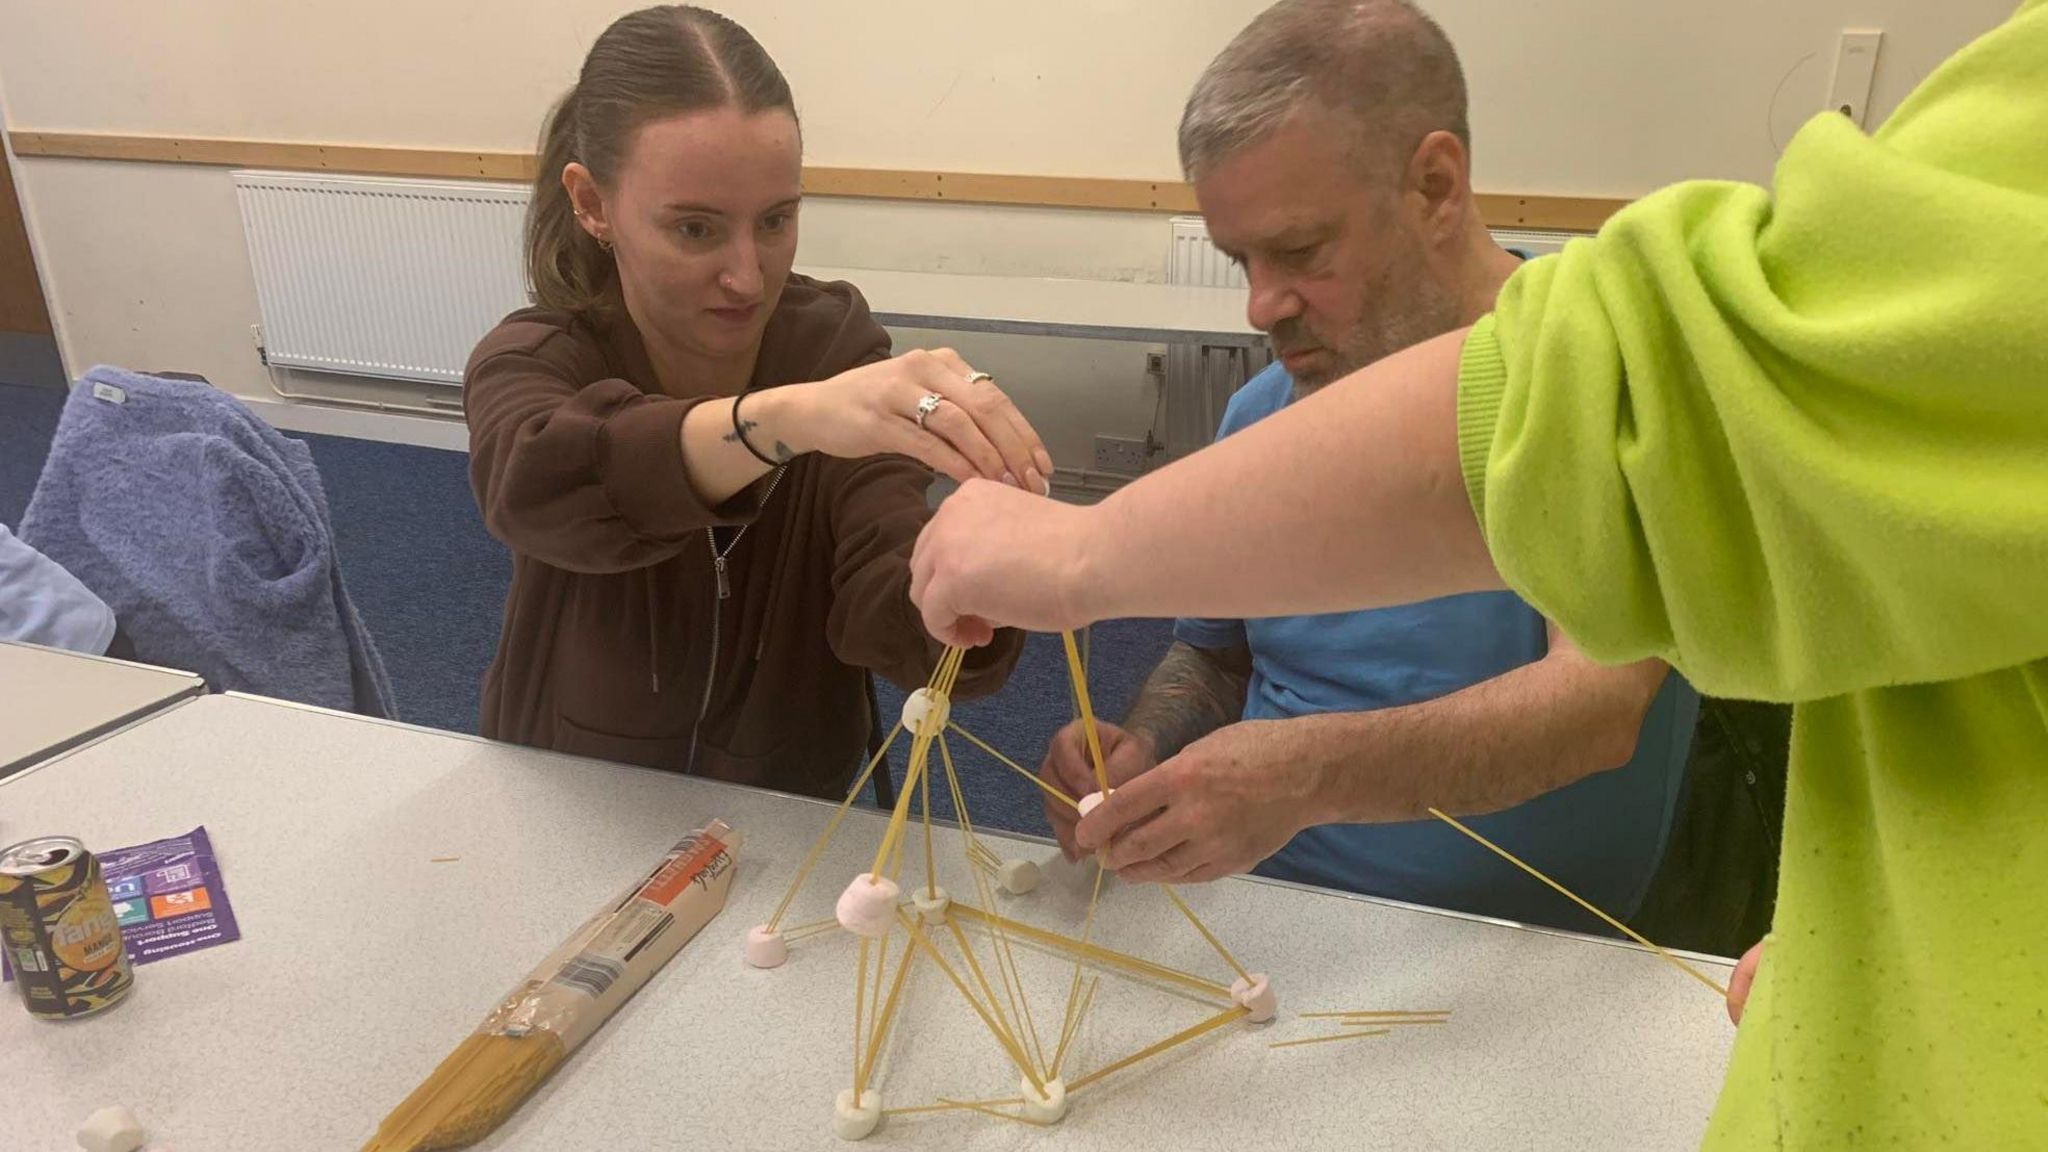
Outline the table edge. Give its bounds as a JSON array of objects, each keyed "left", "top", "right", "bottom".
[
  {"left": 1, "top": 688, "right": 206, "bottom": 784},
  {"left": 37, "top": 690, "right": 1735, "bottom": 970}
]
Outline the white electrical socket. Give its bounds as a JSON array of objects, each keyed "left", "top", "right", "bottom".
[
  {"left": 1828, "top": 29, "right": 1883, "bottom": 127},
  {"left": 1093, "top": 435, "right": 1150, "bottom": 476}
]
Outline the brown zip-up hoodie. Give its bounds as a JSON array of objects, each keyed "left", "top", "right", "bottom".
[{"left": 465, "top": 274, "right": 1022, "bottom": 798}]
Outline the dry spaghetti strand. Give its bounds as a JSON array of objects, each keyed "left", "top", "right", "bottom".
[
  {"left": 951, "top": 722, "right": 1081, "bottom": 811},
  {"left": 1270, "top": 1027, "right": 1393, "bottom": 1051},
  {"left": 867, "top": 648, "right": 965, "bottom": 879},
  {"left": 1068, "top": 1005, "right": 1249, "bottom": 1093},
  {"left": 1427, "top": 807, "right": 1729, "bottom": 998},
  {"left": 764, "top": 721, "right": 902, "bottom": 931},
  {"left": 1162, "top": 884, "right": 1251, "bottom": 984},
  {"left": 899, "top": 910, "right": 1047, "bottom": 1095},
  {"left": 1060, "top": 630, "right": 1112, "bottom": 795},
  {"left": 1300, "top": 1009, "right": 1451, "bottom": 1020}
]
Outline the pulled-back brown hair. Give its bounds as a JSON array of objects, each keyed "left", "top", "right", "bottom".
[{"left": 527, "top": 6, "right": 797, "bottom": 315}]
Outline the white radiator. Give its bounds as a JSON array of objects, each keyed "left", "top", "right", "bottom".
[
  {"left": 1169, "top": 216, "right": 1248, "bottom": 290},
  {"left": 233, "top": 172, "right": 529, "bottom": 386},
  {"left": 1488, "top": 227, "right": 1579, "bottom": 257},
  {"left": 1162, "top": 216, "right": 1266, "bottom": 459},
  {"left": 1168, "top": 215, "right": 1581, "bottom": 287}
]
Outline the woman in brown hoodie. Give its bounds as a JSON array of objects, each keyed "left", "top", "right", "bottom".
[{"left": 466, "top": 6, "right": 1030, "bottom": 798}]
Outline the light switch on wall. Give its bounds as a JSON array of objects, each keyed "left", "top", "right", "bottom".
[{"left": 1828, "top": 30, "right": 1884, "bottom": 127}]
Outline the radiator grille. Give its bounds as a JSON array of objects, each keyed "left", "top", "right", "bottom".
[{"left": 233, "top": 171, "right": 528, "bottom": 386}]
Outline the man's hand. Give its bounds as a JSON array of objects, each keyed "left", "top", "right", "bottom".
[
  {"left": 1040, "top": 719, "right": 1158, "bottom": 861},
  {"left": 1074, "top": 719, "right": 1313, "bottom": 884}
]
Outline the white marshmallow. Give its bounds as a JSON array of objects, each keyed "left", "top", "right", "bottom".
[
  {"left": 899, "top": 687, "right": 951, "bottom": 736},
  {"left": 1077, "top": 790, "right": 1107, "bottom": 818},
  {"left": 997, "top": 858, "right": 1041, "bottom": 895},
  {"left": 911, "top": 883, "right": 951, "bottom": 924},
  {"left": 744, "top": 924, "right": 788, "bottom": 969},
  {"left": 835, "top": 873, "right": 902, "bottom": 937},
  {"left": 832, "top": 1087, "right": 883, "bottom": 1140},
  {"left": 76, "top": 1106, "right": 144, "bottom": 1152},
  {"left": 1019, "top": 1075, "right": 1069, "bottom": 1123},
  {"left": 1230, "top": 972, "right": 1277, "bottom": 1023}
]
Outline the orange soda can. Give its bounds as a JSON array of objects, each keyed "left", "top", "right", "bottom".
[{"left": 0, "top": 836, "right": 135, "bottom": 1020}]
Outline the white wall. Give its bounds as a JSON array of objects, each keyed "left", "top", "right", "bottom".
[
  {"left": 0, "top": 1, "right": 2013, "bottom": 185},
  {"left": 0, "top": 0, "right": 2020, "bottom": 464}
]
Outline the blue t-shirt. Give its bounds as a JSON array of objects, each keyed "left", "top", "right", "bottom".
[{"left": 1175, "top": 363, "right": 1699, "bottom": 931}]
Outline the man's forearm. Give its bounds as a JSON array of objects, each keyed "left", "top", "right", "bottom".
[
  {"left": 1123, "top": 641, "right": 1252, "bottom": 760},
  {"left": 1286, "top": 655, "right": 1669, "bottom": 826}
]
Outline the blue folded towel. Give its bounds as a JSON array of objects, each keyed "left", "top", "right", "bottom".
[{"left": 21, "top": 367, "right": 396, "bottom": 717}]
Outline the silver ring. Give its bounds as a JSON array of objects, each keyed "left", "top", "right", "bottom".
[
  {"left": 966, "top": 371, "right": 995, "bottom": 385},
  {"left": 913, "top": 392, "right": 943, "bottom": 430}
]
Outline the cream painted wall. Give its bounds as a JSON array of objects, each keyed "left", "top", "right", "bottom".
[
  {"left": 0, "top": 1, "right": 2018, "bottom": 188},
  {"left": 0, "top": 0, "right": 2021, "bottom": 465}
]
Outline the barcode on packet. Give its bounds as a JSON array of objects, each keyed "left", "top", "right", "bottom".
[{"left": 550, "top": 954, "right": 625, "bottom": 1000}]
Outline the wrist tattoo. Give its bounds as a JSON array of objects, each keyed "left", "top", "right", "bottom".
[{"left": 727, "top": 392, "right": 786, "bottom": 467}]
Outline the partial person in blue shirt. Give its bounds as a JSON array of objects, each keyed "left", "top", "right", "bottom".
[
  {"left": 1170, "top": 365, "right": 1696, "bottom": 926},
  {"left": 1038, "top": 0, "right": 1698, "bottom": 933}
]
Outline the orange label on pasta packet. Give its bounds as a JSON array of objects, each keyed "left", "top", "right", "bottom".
[{"left": 635, "top": 833, "right": 728, "bottom": 909}]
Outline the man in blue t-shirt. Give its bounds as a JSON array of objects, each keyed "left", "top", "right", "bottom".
[{"left": 1038, "top": 0, "right": 1699, "bottom": 932}]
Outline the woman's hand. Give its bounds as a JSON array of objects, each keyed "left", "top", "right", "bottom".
[
  {"left": 1727, "top": 939, "right": 1766, "bottom": 1024},
  {"left": 777, "top": 348, "right": 1053, "bottom": 491}
]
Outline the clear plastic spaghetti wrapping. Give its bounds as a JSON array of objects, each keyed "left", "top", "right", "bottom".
[{"left": 363, "top": 821, "right": 742, "bottom": 1151}]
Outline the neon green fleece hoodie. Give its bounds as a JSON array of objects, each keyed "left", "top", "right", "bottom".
[{"left": 1456, "top": 3, "right": 2048, "bottom": 1147}]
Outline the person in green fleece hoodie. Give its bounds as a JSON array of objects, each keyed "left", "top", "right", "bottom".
[{"left": 906, "top": 2, "right": 2048, "bottom": 1147}]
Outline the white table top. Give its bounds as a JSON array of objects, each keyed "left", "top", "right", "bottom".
[
  {"left": 0, "top": 640, "right": 205, "bottom": 781},
  {"left": 800, "top": 265, "right": 1261, "bottom": 347},
  {"left": 0, "top": 693, "right": 1734, "bottom": 1150}
]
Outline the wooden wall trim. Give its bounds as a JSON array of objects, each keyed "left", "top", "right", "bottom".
[
  {"left": 10, "top": 132, "right": 536, "bottom": 181},
  {"left": 800, "top": 165, "right": 1200, "bottom": 213},
  {"left": 8, "top": 130, "right": 1625, "bottom": 230}
]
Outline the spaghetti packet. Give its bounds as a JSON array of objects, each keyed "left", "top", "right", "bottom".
[{"left": 364, "top": 821, "right": 741, "bottom": 1150}]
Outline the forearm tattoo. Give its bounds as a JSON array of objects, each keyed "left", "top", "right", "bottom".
[{"left": 1123, "top": 641, "right": 1253, "bottom": 760}]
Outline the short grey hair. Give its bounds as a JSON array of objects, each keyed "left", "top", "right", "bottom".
[{"left": 1178, "top": 0, "right": 1469, "bottom": 180}]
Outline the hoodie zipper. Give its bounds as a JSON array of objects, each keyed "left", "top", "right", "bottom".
[{"left": 685, "top": 465, "right": 787, "bottom": 775}]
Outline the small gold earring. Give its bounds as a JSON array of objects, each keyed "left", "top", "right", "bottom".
[{"left": 597, "top": 236, "right": 613, "bottom": 254}]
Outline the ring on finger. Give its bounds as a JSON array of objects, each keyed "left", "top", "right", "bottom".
[
  {"left": 913, "top": 391, "right": 944, "bottom": 430},
  {"left": 966, "top": 371, "right": 995, "bottom": 385}
]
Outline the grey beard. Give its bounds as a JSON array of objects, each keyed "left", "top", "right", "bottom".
[{"left": 1287, "top": 295, "right": 1462, "bottom": 398}]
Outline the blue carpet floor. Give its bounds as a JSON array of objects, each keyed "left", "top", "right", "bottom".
[
  {"left": 0, "top": 381, "right": 1171, "bottom": 837},
  {"left": 297, "top": 431, "right": 512, "bottom": 744},
  {"left": 0, "top": 381, "right": 64, "bottom": 528}
]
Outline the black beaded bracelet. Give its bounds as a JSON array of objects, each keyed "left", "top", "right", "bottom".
[{"left": 730, "top": 389, "right": 782, "bottom": 467}]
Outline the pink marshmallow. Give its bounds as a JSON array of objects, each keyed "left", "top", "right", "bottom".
[
  {"left": 835, "top": 873, "right": 902, "bottom": 937},
  {"left": 1231, "top": 972, "right": 1277, "bottom": 1023},
  {"left": 744, "top": 924, "right": 788, "bottom": 969}
]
